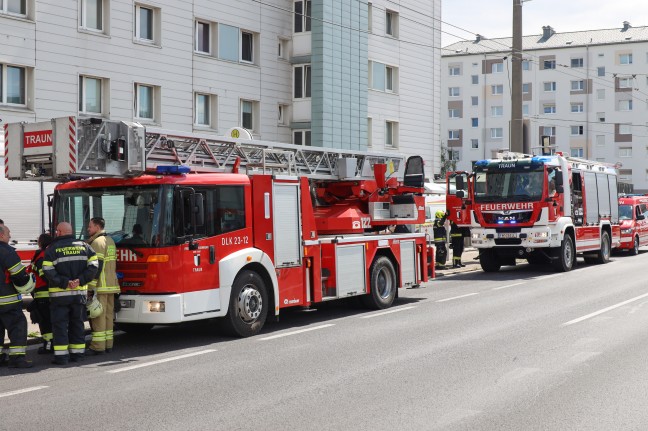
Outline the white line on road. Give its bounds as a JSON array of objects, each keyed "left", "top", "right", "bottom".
[
  {"left": 563, "top": 292, "right": 648, "bottom": 326},
  {"left": 107, "top": 349, "right": 216, "bottom": 373},
  {"left": 259, "top": 324, "right": 335, "bottom": 341},
  {"left": 436, "top": 293, "right": 479, "bottom": 303},
  {"left": 0, "top": 386, "right": 48, "bottom": 398},
  {"left": 359, "top": 306, "right": 416, "bottom": 319},
  {"left": 492, "top": 282, "right": 524, "bottom": 291}
]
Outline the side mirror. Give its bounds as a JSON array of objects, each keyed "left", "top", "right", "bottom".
[
  {"left": 455, "top": 190, "right": 465, "bottom": 199},
  {"left": 637, "top": 213, "right": 646, "bottom": 221},
  {"left": 456, "top": 175, "right": 465, "bottom": 191}
]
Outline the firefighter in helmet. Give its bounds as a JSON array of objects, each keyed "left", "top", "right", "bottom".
[
  {"left": 450, "top": 221, "right": 468, "bottom": 268},
  {"left": 29, "top": 232, "right": 54, "bottom": 354},
  {"left": 433, "top": 210, "right": 449, "bottom": 269}
]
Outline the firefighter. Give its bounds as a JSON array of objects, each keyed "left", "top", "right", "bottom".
[
  {"left": 86, "top": 217, "right": 119, "bottom": 355},
  {"left": 433, "top": 210, "right": 449, "bottom": 269},
  {"left": 43, "top": 222, "right": 98, "bottom": 365},
  {"left": 0, "top": 224, "right": 35, "bottom": 368},
  {"left": 29, "top": 233, "right": 54, "bottom": 354},
  {"left": 450, "top": 221, "right": 467, "bottom": 268}
]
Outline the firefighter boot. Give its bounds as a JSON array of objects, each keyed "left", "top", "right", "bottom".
[
  {"left": 8, "top": 356, "right": 33, "bottom": 369},
  {"left": 459, "top": 259, "right": 466, "bottom": 267},
  {"left": 38, "top": 340, "right": 53, "bottom": 355},
  {"left": 0, "top": 352, "right": 7, "bottom": 366}
]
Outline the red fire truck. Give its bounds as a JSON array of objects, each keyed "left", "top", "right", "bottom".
[
  {"left": 446, "top": 152, "right": 620, "bottom": 272},
  {"left": 5, "top": 117, "right": 429, "bottom": 337},
  {"left": 617, "top": 195, "right": 648, "bottom": 255}
]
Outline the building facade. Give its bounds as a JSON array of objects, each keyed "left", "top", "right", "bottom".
[
  {"left": 442, "top": 23, "right": 648, "bottom": 191},
  {"left": 0, "top": 0, "right": 441, "bottom": 240}
]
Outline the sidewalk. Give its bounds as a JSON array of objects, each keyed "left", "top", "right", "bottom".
[{"left": 432, "top": 246, "right": 481, "bottom": 278}]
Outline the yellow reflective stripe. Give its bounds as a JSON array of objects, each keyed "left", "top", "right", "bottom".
[
  {"left": 34, "top": 291, "right": 50, "bottom": 299},
  {"left": 8, "top": 261, "right": 25, "bottom": 275},
  {"left": 42, "top": 333, "right": 53, "bottom": 341},
  {"left": 54, "top": 345, "right": 68, "bottom": 352}
]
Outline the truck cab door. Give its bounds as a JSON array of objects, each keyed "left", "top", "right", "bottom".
[{"left": 446, "top": 172, "right": 472, "bottom": 225}]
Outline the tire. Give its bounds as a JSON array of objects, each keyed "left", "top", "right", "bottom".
[
  {"left": 594, "top": 231, "right": 611, "bottom": 264},
  {"left": 479, "top": 249, "right": 501, "bottom": 272},
  {"left": 630, "top": 236, "right": 640, "bottom": 256},
  {"left": 361, "top": 256, "right": 397, "bottom": 310},
  {"left": 116, "top": 323, "right": 154, "bottom": 334},
  {"left": 552, "top": 233, "right": 575, "bottom": 272},
  {"left": 220, "top": 270, "right": 268, "bottom": 338}
]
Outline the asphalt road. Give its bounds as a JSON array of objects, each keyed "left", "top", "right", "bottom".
[{"left": 3, "top": 251, "right": 648, "bottom": 430}]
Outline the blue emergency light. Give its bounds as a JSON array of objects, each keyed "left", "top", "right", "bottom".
[{"left": 156, "top": 165, "right": 191, "bottom": 174}]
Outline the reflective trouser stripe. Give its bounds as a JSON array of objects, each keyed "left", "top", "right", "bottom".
[
  {"left": 106, "top": 330, "right": 113, "bottom": 341},
  {"left": 434, "top": 238, "right": 445, "bottom": 241},
  {"left": 49, "top": 289, "right": 87, "bottom": 297},
  {"left": 92, "top": 331, "right": 106, "bottom": 342},
  {"left": 0, "top": 295, "right": 21, "bottom": 305},
  {"left": 43, "top": 332, "right": 53, "bottom": 341},
  {"left": 54, "top": 345, "right": 69, "bottom": 356},
  {"left": 9, "top": 346, "right": 26, "bottom": 356},
  {"left": 453, "top": 256, "right": 461, "bottom": 261},
  {"left": 69, "top": 344, "right": 85, "bottom": 354},
  {"left": 34, "top": 291, "right": 50, "bottom": 299}
]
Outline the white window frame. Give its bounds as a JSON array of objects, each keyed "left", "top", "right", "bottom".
[
  {"left": 570, "top": 58, "right": 584, "bottom": 68},
  {"left": 522, "top": 104, "right": 529, "bottom": 116},
  {"left": 195, "top": 20, "right": 212, "bottom": 55},
  {"left": 449, "top": 149, "right": 460, "bottom": 161},
  {"left": 471, "top": 75, "right": 478, "bottom": 84},
  {"left": 543, "top": 126, "right": 556, "bottom": 137},
  {"left": 471, "top": 139, "right": 479, "bottom": 149},
  {"left": 80, "top": 0, "right": 105, "bottom": 32},
  {"left": 571, "top": 103, "right": 584, "bottom": 113},
  {"left": 543, "top": 104, "right": 556, "bottom": 114},
  {"left": 492, "top": 63, "right": 503, "bottom": 73},
  {"left": 385, "top": 9, "right": 398, "bottom": 38},
  {"left": 619, "top": 124, "right": 632, "bottom": 135},
  {"left": 471, "top": 96, "right": 478, "bottom": 106},
  {"left": 370, "top": 61, "right": 397, "bottom": 93},
  {"left": 134, "top": 83, "right": 157, "bottom": 122},
  {"left": 293, "top": 64, "right": 311, "bottom": 99},
  {"left": 293, "top": 1, "right": 312, "bottom": 33},
  {"left": 490, "top": 128, "right": 503, "bottom": 139},
  {"left": 571, "top": 80, "right": 585, "bottom": 91},
  {"left": 620, "top": 53, "right": 633, "bottom": 65},
  {"left": 449, "top": 66, "right": 461, "bottom": 76},
  {"left": 619, "top": 148, "right": 632, "bottom": 158},
  {"left": 385, "top": 120, "right": 398, "bottom": 148},
  {"left": 543, "top": 59, "right": 556, "bottom": 69},
  {"left": 491, "top": 84, "right": 503, "bottom": 95},
  {"left": 293, "top": 129, "right": 311, "bottom": 146},
  {"left": 448, "top": 130, "right": 460, "bottom": 140},
  {"left": 618, "top": 77, "right": 633, "bottom": 88},
  {"left": 522, "top": 83, "right": 530, "bottom": 94},
  {"left": 544, "top": 81, "right": 556, "bottom": 92},
  {"left": 278, "top": 104, "right": 289, "bottom": 126},
  {"left": 597, "top": 67, "right": 605, "bottom": 77},
  {"left": 491, "top": 106, "right": 503, "bottom": 117},
  {"left": 240, "top": 30, "right": 255, "bottom": 63},
  {"left": 570, "top": 148, "right": 584, "bottom": 157},
  {"left": 135, "top": 4, "right": 158, "bottom": 45},
  {"left": 448, "top": 87, "right": 460, "bottom": 97},
  {"left": 522, "top": 60, "right": 530, "bottom": 71},
  {"left": 1, "top": 63, "right": 27, "bottom": 106},
  {"left": 79, "top": 75, "right": 105, "bottom": 115},
  {"left": 448, "top": 108, "right": 460, "bottom": 119},
  {"left": 194, "top": 93, "right": 217, "bottom": 128},
  {"left": 619, "top": 99, "right": 633, "bottom": 111},
  {"left": 1, "top": 0, "right": 27, "bottom": 17},
  {"left": 570, "top": 125, "right": 584, "bottom": 136},
  {"left": 240, "top": 99, "right": 258, "bottom": 132}
]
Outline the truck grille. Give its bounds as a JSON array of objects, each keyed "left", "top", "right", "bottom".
[{"left": 482, "top": 211, "right": 533, "bottom": 224}]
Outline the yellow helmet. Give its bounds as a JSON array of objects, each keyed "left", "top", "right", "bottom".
[
  {"left": 14, "top": 273, "right": 35, "bottom": 294},
  {"left": 435, "top": 210, "right": 445, "bottom": 219},
  {"left": 87, "top": 296, "right": 104, "bottom": 319}
]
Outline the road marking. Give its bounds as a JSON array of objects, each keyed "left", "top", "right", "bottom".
[
  {"left": 492, "top": 282, "right": 524, "bottom": 291},
  {"left": 107, "top": 349, "right": 216, "bottom": 373},
  {"left": 563, "top": 292, "right": 648, "bottom": 326},
  {"left": 0, "top": 386, "right": 48, "bottom": 398},
  {"left": 259, "top": 324, "right": 335, "bottom": 341},
  {"left": 359, "top": 306, "right": 416, "bottom": 319},
  {"left": 436, "top": 293, "right": 479, "bottom": 303}
]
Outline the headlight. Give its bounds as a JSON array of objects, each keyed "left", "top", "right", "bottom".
[
  {"left": 147, "top": 301, "right": 165, "bottom": 312},
  {"left": 621, "top": 228, "right": 633, "bottom": 234}
]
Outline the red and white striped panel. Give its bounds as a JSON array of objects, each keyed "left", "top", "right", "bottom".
[
  {"left": 68, "top": 116, "right": 76, "bottom": 173},
  {"left": 3, "top": 123, "right": 8, "bottom": 178}
]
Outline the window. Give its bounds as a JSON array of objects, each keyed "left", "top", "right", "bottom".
[
  {"left": 81, "top": 0, "right": 104, "bottom": 31},
  {"left": 571, "top": 103, "right": 584, "bottom": 113},
  {"left": 448, "top": 87, "right": 460, "bottom": 97},
  {"left": 492, "top": 63, "right": 503, "bottom": 73},
  {"left": 448, "top": 130, "right": 460, "bottom": 140},
  {"left": 570, "top": 125, "right": 584, "bottom": 136},
  {"left": 367, "top": 2, "right": 372, "bottom": 33},
  {"left": 471, "top": 75, "right": 478, "bottom": 84},
  {"left": 522, "top": 60, "right": 530, "bottom": 70},
  {"left": 370, "top": 62, "right": 397, "bottom": 93},
  {"left": 570, "top": 148, "right": 584, "bottom": 157},
  {"left": 385, "top": 10, "right": 398, "bottom": 38},
  {"left": 522, "top": 104, "right": 529, "bottom": 116},
  {"left": 278, "top": 104, "right": 289, "bottom": 126},
  {"left": 620, "top": 53, "right": 633, "bottom": 65},
  {"left": 277, "top": 38, "right": 289, "bottom": 59},
  {"left": 619, "top": 148, "right": 632, "bottom": 158},
  {"left": 448, "top": 150, "right": 460, "bottom": 161},
  {"left": 471, "top": 96, "right": 478, "bottom": 106},
  {"left": 1, "top": 0, "right": 26, "bottom": 16},
  {"left": 619, "top": 100, "right": 633, "bottom": 111},
  {"left": 597, "top": 112, "right": 605, "bottom": 122},
  {"left": 367, "top": 117, "right": 372, "bottom": 147},
  {"left": 491, "top": 106, "right": 503, "bottom": 117},
  {"left": 195, "top": 93, "right": 216, "bottom": 128},
  {"left": 543, "top": 126, "right": 556, "bottom": 136},
  {"left": 294, "top": 1, "right": 311, "bottom": 33},
  {"left": 134, "top": 83, "right": 156, "bottom": 120},
  {"left": 491, "top": 84, "right": 503, "bottom": 95},
  {"left": 0, "top": 64, "right": 26, "bottom": 105},
  {"left": 448, "top": 109, "right": 460, "bottom": 119},
  {"left": 543, "top": 104, "right": 556, "bottom": 114},
  {"left": 385, "top": 66, "right": 395, "bottom": 92},
  {"left": 293, "top": 130, "right": 311, "bottom": 146},
  {"left": 241, "top": 100, "right": 257, "bottom": 131},
  {"left": 385, "top": 121, "right": 398, "bottom": 148},
  {"left": 471, "top": 139, "right": 479, "bottom": 149},
  {"left": 571, "top": 80, "right": 585, "bottom": 91},
  {"left": 471, "top": 118, "right": 478, "bottom": 127},
  {"left": 543, "top": 59, "right": 556, "bottom": 69},
  {"left": 294, "top": 65, "right": 311, "bottom": 99},
  {"left": 597, "top": 89, "right": 605, "bottom": 100},
  {"left": 544, "top": 81, "right": 556, "bottom": 92},
  {"left": 241, "top": 31, "right": 254, "bottom": 63},
  {"left": 79, "top": 75, "right": 104, "bottom": 114},
  {"left": 618, "top": 78, "right": 633, "bottom": 88},
  {"left": 597, "top": 66, "right": 605, "bottom": 77},
  {"left": 619, "top": 124, "right": 632, "bottom": 135},
  {"left": 571, "top": 58, "right": 583, "bottom": 68},
  {"left": 195, "top": 21, "right": 211, "bottom": 54},
  {"left": 449, "top": 66, "right": 461, "bottom": 76},
  {"left": 135, "top": 4, "right": 156, "bottom": 43},
  {"left": 491, "top": 128, "right": 503, "bottom": 139},
  {"left": 619, "top": 170, "right": 632, "bottom": 182},
  {"left": 218, "top": 25, "right": 256, "bottom": 64},
  {"left": 522, "top": 83, "right": 530, "bottom": 94}
]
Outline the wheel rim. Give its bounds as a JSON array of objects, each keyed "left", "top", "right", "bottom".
[
  {"left": 602, "top": 236, "right": 610, "bottom": 260},
  {"left": 564, "top": 238, "right": 574, "bottom": 267},
  {"left": 376, "top": 267, "right": 394, "bottom": 299},
  {"left": 237, "top": 285, "right": 263, "bottom": 322},
  {"left": 634, "top": 237, "right": 639, "bottom": 254}
]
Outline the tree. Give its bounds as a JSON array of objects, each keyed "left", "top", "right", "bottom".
[{"left": 439, "top": 144, "right": 457, "bottom": 178}]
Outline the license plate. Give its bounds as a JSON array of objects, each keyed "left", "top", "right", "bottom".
[{"left": 499, "top": 233, "right": 518, "bottom": 239}]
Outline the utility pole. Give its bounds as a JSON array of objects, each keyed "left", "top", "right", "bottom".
[{"left": 510, "top": 0, "right": 524, "bottom": 153}]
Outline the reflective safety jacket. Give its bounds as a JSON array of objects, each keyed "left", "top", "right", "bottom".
[
  {"left": 30, "top": 248, "right": 50, "bottom": 299},
  {"left": 87, "top": 231, "right": 120, "bottom": 294},
  {"left": 0, "top": 242, "right": 30, "bottom": 309},
  {"left": 42, "top": 235, "right": 98, "bottom": 298},
  {"left": 433, "top": 214, "right": 448, "bottom": 242}
]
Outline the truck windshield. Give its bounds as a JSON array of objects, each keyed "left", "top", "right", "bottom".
[
  {"left": 474, "top": 169, "right": 544, "bottom": 203},
  {"left": 619, "top": 205, "right": 633, "bottom": 220},
  {"left": 55, "top": 185, "right": 173, "bottom": 247}
]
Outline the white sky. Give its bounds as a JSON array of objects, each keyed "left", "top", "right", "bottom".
[{"left": 442, "top": 0, "right": 648, "bottom": 46}]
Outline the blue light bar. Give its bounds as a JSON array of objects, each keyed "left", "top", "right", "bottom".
[
  {"left": 475, "top": 160, "right": 488, "bottom": 167},
  {"left": 156, "top": 165, "right": 191, "bottom": 175},
  {"left": 531, "top": 156, "right": 552, "bottom": 164}
]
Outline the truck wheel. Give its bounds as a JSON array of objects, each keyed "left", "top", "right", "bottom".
[
  {"left": 116, "top": 323, "right": 154, "bottom": 334},
  {"left": 552, "top": 233, "right": 575, "bottom": 272},
  {"left": 479, "top": 249, "right": 501, "bottom": 272},
  {"left": 594, "top": 231, "right": 611, "bottom": 264},
  {"left": 631, "top": 236, "right": 640, "bottom": 256},
  {"left": 220, "top": 270, "right": 268, "bottom": 337},
  {"left": 361, "top": 256, "right": 397, "bottom": 310}
]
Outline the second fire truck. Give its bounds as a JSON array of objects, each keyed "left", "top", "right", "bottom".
[
  {"left": 447, "top": 151, "right": 620, "bottom": 272},
  {"left": 5, "top": 117, "right": 430, "bottom": 337}
]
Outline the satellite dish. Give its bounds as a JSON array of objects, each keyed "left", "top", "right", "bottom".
[{"left": 226, "top": 127, "right": 253, "bottom": 140}]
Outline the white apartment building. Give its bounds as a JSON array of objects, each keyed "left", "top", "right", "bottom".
[
  {"left": 0, "top": 0, "right": 441, "bottom": 240},
  {"left": 442, "top": 23, "right": 648, "bottom": 191}
]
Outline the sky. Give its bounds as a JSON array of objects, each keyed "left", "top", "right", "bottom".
[{"left": 442, "top": 0, "right": 648, "bottom": 46}]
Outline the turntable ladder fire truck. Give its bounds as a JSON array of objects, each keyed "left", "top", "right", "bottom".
[
  {"left": 446, "top": 151, "right": 620, "bottom": 273},
  {"left": 5, "top": 117, "right": 429, "bottom": 337}
]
